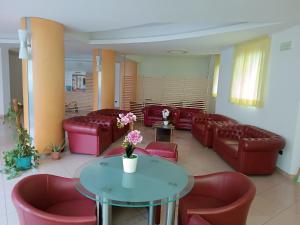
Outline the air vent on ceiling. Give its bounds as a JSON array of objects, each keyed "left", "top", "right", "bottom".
[{"left": 280, "top": 41, "right": 292, "bottom": 51}]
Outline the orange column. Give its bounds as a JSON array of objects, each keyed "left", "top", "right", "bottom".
[
  {"left": 21, "top": 17, "right": 65, "bottom": 153},
  {"left": 101, "top": 49, "right": 115, "bottom": 109}
]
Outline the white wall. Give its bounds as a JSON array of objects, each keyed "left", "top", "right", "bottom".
[
  {"left": 0, "top": 47, "right": 11, "bottom": 115},
  {"left": 65, "top": 58, "right": 92, "bottom": 73},
  {"left": 127, "top": 54, "right": 210, "bottom": 77},
  {"left": 216, "top": 26, "right": 300, "bottom": 175}
]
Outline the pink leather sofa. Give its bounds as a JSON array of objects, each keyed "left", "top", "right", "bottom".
[
  {"left": 178, "top": 172, "right": 255, "bottom": 225},
  {"left": 12, "top": 174, "right": 96, "bottom": 225},
  {"left": 63, "top": 116, "right": 113, "bottom": 156}
]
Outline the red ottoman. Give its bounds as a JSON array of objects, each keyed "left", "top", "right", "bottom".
[{"left": 145, "top": 141, "right": 178, "bottom": 162}]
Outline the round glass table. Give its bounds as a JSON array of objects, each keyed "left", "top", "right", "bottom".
[{"left": 74, "top": 155, "right": 194, "bottom": 225}]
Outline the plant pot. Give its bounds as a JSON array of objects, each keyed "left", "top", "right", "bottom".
[
  {"left": 163, "top": 121, "right": 169, "bottom": 126},
  {"left": 122, "top": 154, "right": 138, "bottom": 173},
  {"left": 15, "top": 156, "right": 32, "bottom": 170},
  {"left": 51, "top": 152, "right": 61, "bottom": 160}
]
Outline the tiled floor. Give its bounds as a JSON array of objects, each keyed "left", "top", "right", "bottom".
[{"left": 0, "top": 121, "right": 300, "bottom": 225}]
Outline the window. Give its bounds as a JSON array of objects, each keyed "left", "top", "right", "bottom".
[
  {"left": 230, "top": 37, "right": 270, "bottom": 107},
  {"left": 212, "top": 55, "right": 220, "bottom": 97}
]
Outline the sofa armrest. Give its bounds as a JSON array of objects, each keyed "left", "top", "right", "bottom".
[
  {"left": 63, "top": 120, "right": 100, "bottom": 136},
  {"left": 239, "top": 138, "right": 285, "bottom": 153}
]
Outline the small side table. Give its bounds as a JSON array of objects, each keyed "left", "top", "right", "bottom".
[{"left": 153, "top": 122, "right": 175, "bottom": 142}]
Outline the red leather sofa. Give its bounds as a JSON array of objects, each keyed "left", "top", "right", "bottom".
[
  {"left": 173, "top": 107, "right": 203, "bottom": 130},
  {"left": 63, "top": 116, "right": 113, "bottom": 156},
  {"left": 142, "top": 105, "right": 174, "bottom": 126},
  {"left": 12, "top": 174, "right": 97, "bottom": 225},
  {"left": 192, "top": 114, "right": 237, "bottom": 147},
  {"left": 213, "top": 125, "right": 285, "bottom": 175},
  {"left": 87, "top": 109, "right": 129, "bottom": 141},
  {"left": 178, "top": 172, "right": 255, "bottom": 225}
]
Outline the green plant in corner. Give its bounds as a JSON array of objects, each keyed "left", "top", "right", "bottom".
[{"left": 1, "top": 99, "right": 39, "bottom": 179}]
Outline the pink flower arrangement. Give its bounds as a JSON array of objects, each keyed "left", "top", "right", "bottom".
[
  {"left": 122, "top": 130, "right": 143, "bottom": 158},
  {"left": 117, "top": 112, "right": 137, "bottom": 128}
]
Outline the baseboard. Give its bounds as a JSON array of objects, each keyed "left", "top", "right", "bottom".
[{"left": 276, "top": 167, "right": 295, "bottom": 180}]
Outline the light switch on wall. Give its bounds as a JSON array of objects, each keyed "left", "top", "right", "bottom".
[{"left": 280, "top": 41, "right": 292, "bottom": 51}]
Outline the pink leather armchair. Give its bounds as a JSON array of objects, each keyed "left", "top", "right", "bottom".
[
  {"left": 12, "top": 174, "right": 96, "bottom": 225},
  {"left": 63, "top": 116, "right": 113, "bottom": 156},
  {"left": 142, "top": 105, "right": 173, "bottom": 126},
  {"left": 178, "top": 172, "right": 255, "bottom": 225},
  {"left": 173, "top": 107, "right": 203, "bottom": 130},
  {"left": 87, "top": 109, "right": 129, "bottom": 141},
  {"left": 213, "top": 125, "right": 285, "bottom": 175},
  {"left": 192, "top": 114, "right": 237, "bottom": 147}
]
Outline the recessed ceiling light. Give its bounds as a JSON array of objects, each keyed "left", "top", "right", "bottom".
[{"left": 167, "top": 50, "right": 188, "bottom": 55}]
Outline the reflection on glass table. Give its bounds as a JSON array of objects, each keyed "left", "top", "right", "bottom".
[{"left": 73, "top": 155, "right": 194, "bottom": 225}]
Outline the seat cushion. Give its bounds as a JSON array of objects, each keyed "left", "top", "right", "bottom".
[
  {"left": 179, "top": 195, "right": 226, "bottom": 225},
  {"left": 217, "top": 138, "right": 239, "bottom": 158},
  {"left": 145, "top": 142, "right": 178, "bottom": 161},
  {"left": 46, "top": 199, "right": 96, "bottom": 217}
]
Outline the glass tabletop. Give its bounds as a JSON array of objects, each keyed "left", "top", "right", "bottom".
[{"left": 74, "top": 155, "right": 194, "bottom": 207}]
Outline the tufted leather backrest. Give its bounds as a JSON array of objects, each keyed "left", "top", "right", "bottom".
[{"left": 63, "top": 116, "right": 112, "bottom": 135}]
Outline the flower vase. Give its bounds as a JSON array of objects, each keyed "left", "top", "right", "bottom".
[
  {"left": 122, "top": 154, "right": 138, "bottom": 173},
  {"left": 163, "top": 120, "right": 169, "bottom": 126},
  {"left": 129, "top": 122, "right": 134, "bottom": 131}
]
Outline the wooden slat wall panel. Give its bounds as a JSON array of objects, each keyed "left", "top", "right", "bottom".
[
  {"left": 65, "top": 75, "right": 93, "bottom": 113},
  {"left": 120, "top": 60, "right": 137, "bottom": 111},
  {"left": 129, "top": 75, "right": 209, "bottom": 121}
]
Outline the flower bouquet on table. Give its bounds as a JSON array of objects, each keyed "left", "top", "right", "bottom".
[
  {"left": 122, "top": 130, "right": 143, "bottom": 173},
  {"left": 117, "top": 112, "right": 137, "bottom": 131},
  {"left": 162, "top": 108, "right": 170, "bottom": 126}
]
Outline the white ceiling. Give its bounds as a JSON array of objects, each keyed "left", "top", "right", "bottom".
[{"left": 0, "top": 0, "right": 300, "bottom": 56}]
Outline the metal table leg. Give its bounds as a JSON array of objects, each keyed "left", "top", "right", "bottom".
[
  {"left": 165, "top": 198, "right": 175, "bottom": 225},
  {"left": 101, "top": 196, "right": 112, "bottom": 225},
  {"left": 148, "top": 205, "right": 155, "bottom": 225}
]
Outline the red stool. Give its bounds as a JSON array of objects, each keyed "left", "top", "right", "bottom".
[{"left": 145, "top": 141, "right": 178, "bottom": 162}]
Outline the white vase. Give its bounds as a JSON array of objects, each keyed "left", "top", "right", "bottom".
[
  {"left": 122, "top": 154, "right": 138, "bottom": 173},
  {"left": 163, "top": 121, "right": 169, "bottom": 126}
]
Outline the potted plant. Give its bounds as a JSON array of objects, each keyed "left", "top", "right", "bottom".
[
  {"left": 1, "top": 99, "right": 39, "bottom": 179},
  {"left": 117, "top": 112, "right": 137, "bottom": 131},
  {"left": 2, "top": 127, "right": 39, "bottom": 179},
  {"left": 122, "top": 130, "right": 143, "bottom": 173},
  {"left": 51, "top": 141, "right": 65, "bottom": 160},
  {"left": 162, "top": 108, "right": 170, "bottom": 126}
]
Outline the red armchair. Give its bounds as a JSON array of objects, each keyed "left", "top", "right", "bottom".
[
  {"left": 63, "top": 116, "right": 113, "bottom": 156},
  {"left": 173, "top": 107, "right": 203, "bottom": 130},
  {"left": 12, "top": 174, "right": 96, "bottom": 225},
  {"left": 142, "top": 105, "right": 173, "bottom": 127},
  {"left": 178, "top": 172, "right": 255, "bottom": 225},
  {"left": 192, "top": 114, "right": 237, "bottom": 147},
  {"left": 213, "top": 125, "right": 285, "bottom": 175},
  {"left": 87, "top": 109, "right": 129, "bottom": 141}
]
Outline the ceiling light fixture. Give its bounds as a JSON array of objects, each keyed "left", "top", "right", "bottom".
[
  {"left": 18, "top": 29, "right": 31, "bottom": 59},
  {"left": 167, "top": 49, "right": 188, "bottom": 55}
]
